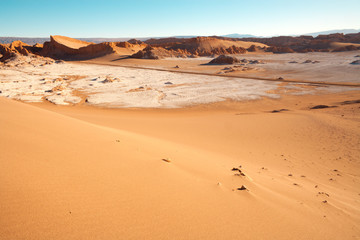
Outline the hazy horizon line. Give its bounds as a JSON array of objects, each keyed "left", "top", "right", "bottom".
[{"left": 1, "top": 28, "right": 360, "bottom": 39}]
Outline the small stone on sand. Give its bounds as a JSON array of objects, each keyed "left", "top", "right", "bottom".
[
  {"left": 237, "top": 185, "right": 247, "bottom": 191},
  {"left": 162, "top": 158, "right": 171, "bottom": 163}
]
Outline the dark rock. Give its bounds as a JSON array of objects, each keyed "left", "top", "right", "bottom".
[
  {"left": 208, "top": 55, "right": 240, "bottom": 65},
  {"left": 232, "top": 167, "right": 245, "bottom": 176},
  {"left": 340, "top": 99, "right": 360, "bottom": 105},
  {"left": 271, "top": 109, "right": 289, "bottom": 113},
  {"left": 310, "top": 105, "right": 330, "bottom": 109},
  {"left": 237, "top": 185, "right": 247, "bottom": 190},
  {"left": 249, "top": 60, "right": 263, "bottom": 64}
]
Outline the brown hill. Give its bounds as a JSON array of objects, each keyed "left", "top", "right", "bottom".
[
  {"left": 240, "top": 32, "right": 360, "bottom": 52},
  {"left": 41, "top": 35, "right": 146, "bottom": 60},
  {"left": 130, "top": 46, "right": 189, "bottom": 59},
  {"left": 144, "top": 37, "right": 267, "bottom": 56}
]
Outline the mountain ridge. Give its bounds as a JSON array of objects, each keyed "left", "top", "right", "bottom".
[{"left": 1, "top": 29, "right": 359, "bottom": 45}]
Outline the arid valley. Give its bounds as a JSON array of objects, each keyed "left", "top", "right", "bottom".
[{"left": 1, "top": 2, "right": 360, "bottom": 239}]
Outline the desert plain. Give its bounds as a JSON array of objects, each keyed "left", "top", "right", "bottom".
[{"left": 0, "top": 34, "right": 360, "bottom": 239}]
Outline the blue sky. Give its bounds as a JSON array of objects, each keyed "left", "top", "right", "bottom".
[{"left": 1, "top": 0, "right": 359, "bottom": 37}]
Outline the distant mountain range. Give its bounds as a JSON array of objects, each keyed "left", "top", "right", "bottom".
[
  {"left": 1, "top": 29, "right": 359, "bottom": 45},
  {"left": 301, "top": 29, "right": 360, "bottom": 37},
  {"left": 221, "top": 33, "right": 257, "bottom": 38}
]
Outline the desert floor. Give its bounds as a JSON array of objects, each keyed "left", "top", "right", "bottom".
[{"left": 1, "top": 53, "right": 360, "bottom": 239}]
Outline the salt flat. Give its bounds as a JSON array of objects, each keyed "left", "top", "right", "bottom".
[{"left": 0, "top": 54, "right": 355, "bottom": 108}]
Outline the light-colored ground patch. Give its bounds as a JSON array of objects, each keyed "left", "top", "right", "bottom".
[{"left": 0, "top": 55, "right": 355, "bottom": 108}]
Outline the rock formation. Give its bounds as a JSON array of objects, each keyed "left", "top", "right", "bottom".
[
  {"left": 0, "top": 41, "right": 38, "bottom": 61},
  {"left": 127, "top": 39, "right": 143, "bottom": 44},
  {"left": 240, "top": 32, "right": 360, "bottom": 53},
  {"left": 9, "top": 41, "right": 30, "bottom": 55},
  {"left": 247, "top": 45, "right": 260, "bottom": 52},
  {"left": 0, "top": 44, "right": 15, "bottom": 61},
  {"left": 3, "top": 31, "right": 360, "bottom": 63},
  {"left": 266, "top": 46, "right": 295, "bottom": 53},
  {"left": 332, "top": 45, "right": 360, "bottom": 52},
  {"left": 41, "top": 35, "right": 146, "bottom": 60},
  {"left": 130, "top": 46, "right": 189, "bottom": 59},
  {"left": 208, "top": 55, "right": 240, "bottom": 64},
  {"left": 144, "top": 37, "right": 264, "bottom": 56},
  {"left": 130, "top": 46, "right": 161, "bottom": 59}
]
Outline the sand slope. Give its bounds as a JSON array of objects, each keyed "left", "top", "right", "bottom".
[
  {"left": 1, "top": 95, "right": 359, "bottom": 239},
  {"left": 52, "top": 35, "right": 93, "bottom": 49}
]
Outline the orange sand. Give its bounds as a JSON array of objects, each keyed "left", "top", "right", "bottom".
[{"left": 1, "top": 90, "right": 359, "bottom": 239}]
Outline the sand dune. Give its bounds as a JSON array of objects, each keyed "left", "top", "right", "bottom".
[
  {"left": 52, "top": 35, "right": 93, "bottom": 49},
  {"left": 1, "top": 93, "right": 359, "bottom": 239},
  {"left": 41, "top": 35, "right": 146, "bottom": 60}
]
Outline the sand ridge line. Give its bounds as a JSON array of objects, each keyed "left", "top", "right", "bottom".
[{"left": 76, "top": 60, "right": 360, "bottom": 88}]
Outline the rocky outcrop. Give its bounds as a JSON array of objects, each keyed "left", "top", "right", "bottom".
[
  {"left": 0, "top": 41, "right": 38, "bottom": 61},
  {"left": 144, "top": 33, "right": 360, "bottom": 53},
  {"left": 0, "top": 44, "right": 15, "bottom": 61},
  {"left": 144, "top": 37, "right": 265, "bottom": 56},
  {"left": 332, "top": 45, "right": 360, "bottom": 52},
  {"left": 247, "top": 45, "right": 259, "bottom": 52},
  {"left": 130, "top": 46, "right": 161, "bottom": 59},
  {"left": 0, "top": 40, "right": 50, "bottom": 62},
  {"left": 208, "top": 55, "right": 240, "bottom": 64},
  {"left": 127, "top": 39, "right": 143, "bottom": 44},
  {"left": 41, "top": 35, "right": 91, "bottom": 58},
  {"left": 164, "top": 37, "right": 252, "bottom": 56},
  {"left": 9, "top": 41, "right": 30, "bottom": 55},
  {"left": 240, "top": 32, "right": 360, "bottom": 52},
  {"left": 266, "top": 46, "right": 295, "bottom": 53},
  {"left": 130, "top": 46, "right": 189, "bottom": 59},
  {"left": 41, "top": 35, "right": 146, "bottom": 60},
  {"left": 224, "top": 45, "right": 247, "bottom": 54}
]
